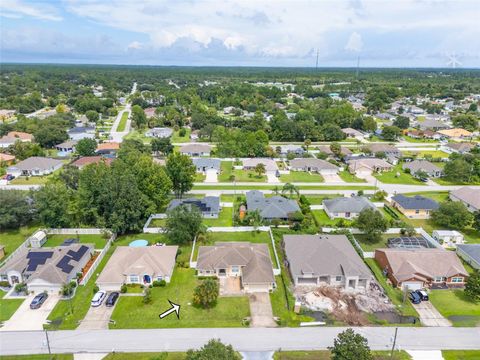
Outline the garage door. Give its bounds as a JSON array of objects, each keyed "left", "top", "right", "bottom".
[
  {"left": 402, "top": 282, "right": 422, "bottom": 291},
  {"left": 297, "top": 277, "right": 317, "bottom": 285}
]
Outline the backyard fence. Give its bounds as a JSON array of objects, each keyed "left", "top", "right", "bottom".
[
  {"left": 143, "top": 214, "right": 167, "bottom": 233},
  {"left": 46, "top": 228, "right": 110, "bottom": 235},
  {"left": 79, "top": 233, "right": 116, "bottom": 286}
]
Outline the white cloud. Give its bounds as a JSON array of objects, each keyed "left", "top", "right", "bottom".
[
  {"left": 345, "top": 32, "right": 363, "bottom": 52},
  {"left": 127, "top": 41, "right": 143, "bottom": 50},
  {"left": 0, "top": 0, "right": 62, "bottom": 21}
]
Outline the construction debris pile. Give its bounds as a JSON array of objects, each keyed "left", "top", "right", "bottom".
[{"left": 295, "top": 282, "right": 395, "bottom": 326}]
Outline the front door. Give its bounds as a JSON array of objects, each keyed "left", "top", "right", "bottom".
[{"left": 218, "top": 269, "right": 226, "bottom": 276}]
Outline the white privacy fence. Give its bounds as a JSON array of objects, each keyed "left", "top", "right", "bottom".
[{"left": 79, "top": 233, "right": 116, "bottom": 286}]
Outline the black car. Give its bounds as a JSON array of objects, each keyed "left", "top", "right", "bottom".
[
  {"left": 415, "top": 289, "right": 429, "bottom": 301},
  {"left": 30, "top": 293, "right": 48, "bottom": 309},
  {"left": 105, "top": 292, "right": 119, "bottom": 307},
  {"left": 409, "top": 291, "right": 422, "bottom": 304}
]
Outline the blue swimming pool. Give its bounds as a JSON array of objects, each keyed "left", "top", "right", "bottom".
[{"left": 129, "top": 239, "right": 149, "bottom": 247}]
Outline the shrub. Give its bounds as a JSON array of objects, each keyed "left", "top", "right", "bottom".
[
  {"left": 120, "top": 284, "right": 127, "bottom": 293},
  {"left": 152, "top": 280, "right": 167, "bottom": 287},
  {"left": 143, "top": 288, "right": 152, "bottom": 304},
  {"left": 0, "top": 281, "right": 11, "bottom": 287},
  {"left": 93, "top": 284, "right": 99, "bottom": 294},
  {"left": 179, "top": 128, "right": 186, "bottom": 137},
  {"left": 14, "top": 283, "right": 27, "bottom": 294}
]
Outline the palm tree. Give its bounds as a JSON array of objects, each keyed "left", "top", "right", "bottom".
[
  {"left": 282, "top": 182, "right": 299, "bottom": 199},
  {"left": 304, "top": 138, "right": 312, "bottom": 153},
  {"left": 272, "top": 186, "right": 281, "bottom": 195}
]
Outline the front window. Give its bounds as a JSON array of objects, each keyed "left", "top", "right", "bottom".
[
  {"left": 335, "top": 276, "right": 342, "bottom": 281},
  {"left": 434, "top": 276, "right": 445, "bottom": 283},
  {"left": 129, "top": 275, "right": 139, "bottom": 283},
  {"left": 451, "top": 277, "right": 464, "bottom": 283},
  {"left": 232, "top": 266, "right": 240, "bottom": 273},
  {"left": 415, "top": 210, "right": 420, "bottom": 214}
]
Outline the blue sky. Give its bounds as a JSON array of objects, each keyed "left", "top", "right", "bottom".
[{"left": 1, "top": 0, "right": 479, "bottom": 68}]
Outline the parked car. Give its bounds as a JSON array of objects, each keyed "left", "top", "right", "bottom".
[
  {"left": 30, "top": 293, "right": 48, "bottom": 309},
  {"left": 2, "top": 174, "right": 15, "bottom": 181},
  {"left": 409, "top": 291, "right": 422, "bottom": 304},
  {"left": 415, "top": 289, "right": 429, "bottom": 301},
  {"left": 91, "top": 290, "right": 106, "bottom": 307},
  {"left": 105, "top": 292, "right": 119, "bottom": 307}
]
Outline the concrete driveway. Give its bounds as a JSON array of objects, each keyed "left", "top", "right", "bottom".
[
  {"left": 204, "top": 169, "right": 218, "bottom": 183},
  {"left": 323, "top": 173, "right": 344, "bottom": 183},
  {"left": 1, "top": 293, "right": 59, "bottom": 331},
  {"left": 413, "top": 301, "right": 451, "bottom": 327},
  {"left": 266, "top": 172, "right": 280, "bottom": 183},
  {"left": 249, "top": 293, "right": 277, "bottom": 328},
  {"left": 78, "top": 301, "right": 117, "bottom": 330}
]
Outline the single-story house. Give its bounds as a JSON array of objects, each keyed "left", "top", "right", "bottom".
[
  {"left": 283, "top": 234, "right": 373, "bottom": 290},
  {"left": 456, "top": 244, "right": 480, "bottom": 270},
  {"left": 438, "top": 128, "right": 473, "bottom": 140},
  {"left": 406, "top": 129, "right": 442, "bottom": 140},
  {"left": 450, "top": 187, "right": 480, "bottom": 213},
  {"left": 196, "top": 242, "right": 275, "bottom": 293},
  {"left": 96, "top": 142, "right": 120, "bottom": 156},
  {"left": 402, "top": 160, "right": 443, "bottom": 178},
  {"left": 0, "top": 244, "right": 94, "bottom": 293},
  {"left": 347, "top": 157, "right": 393, "bottom": 177},
  {"left": 7, "top": 157, "right": 63, "bottom": 177},
  {"left": 246, "top": 190, "right": 300, "bottom": 220},
  {"left": 242, "top": 158, "right": 278, "bottom": 174},
  {"left": 443, "top": 142, "right": 476, "bottom": 154},
  {"left": 55, "top": 140, "right": 77, "bottom": 153},
  {"left": 179, "top": 144, "right": 212, "bottom": 156},
  {"left": 144, "top": 107, "right": 157, "bottom": 118},
  {"left": 0, "top": 153, "right": 15, "bottom": 165},
  {"left": 391, "top": 194, "right": 439, "bottom": 219},
  {"left": 192, "top": 158, "right": 221, "bottom": 174},
  {"left": 71, "top": 156, "right": 114, "bottom": 169},
  {"left": 277, "top": 145, "right": 305, "bottom": 157},
  {"left": 418, "top": 119, "right": 450, "bottom": 131},
  {"left": 6, "top": 131, "right": 33, "bottom": 143},
  {"left": 433, "top": 230, "right": 465, "bottom": 248},
  {"left": 96, "top": 245, "right": 178, "bottom": 291},
  {"left": 67, "top": 126, "right": 96, "bottom": 141},
  {"left": 0, "top": 136, "right": 17, "bottom": 148},
  {"left": 0, "top": 109, "right": 16, "bottom": 121},
  {"left": 342, "top": 127, "right": 365, "bottom": 140},
  {"left": 323, "top": 196, "right": 376, "bottom": 219},
  {"left": 289, "top": 158, "right": 339, "bottom": 175},
  {"left": 145, "top": 127, "right": 173, "bottom": 138},
  {"left": 367, "top": 143, "right": 401, "bottom": 159},
  {"left": 374, "top": 248, "right": 468, "bottom": 290},
  {"left": 167, "top": 196, "right": 220, "bottom": 218},
  {"left": 317, "top": 145, "right": 352, "bottom": 158}
]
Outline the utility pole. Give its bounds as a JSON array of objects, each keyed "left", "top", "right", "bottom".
[
  {"left": 390, "top": 327, "right": 399, "bottom": 358},
  {"left": 44, "top": 329, "right": 52, "bottom": 358}
]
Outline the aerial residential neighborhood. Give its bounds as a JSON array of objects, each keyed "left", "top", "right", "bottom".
[{"left": 0, "top": 1, "right": 479, "bottom": 360}]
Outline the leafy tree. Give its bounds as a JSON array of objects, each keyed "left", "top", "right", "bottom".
[
  {"left": 355, "top": 208, "right": 388, "bottom": 242},
  {"left": 165, "top": 205, "right": 202, "bottom": 245},
  {"left": 254, "top": 163, "right": 266, "bottom": 177},
  {"left": 330, "top": 142, "right": 342, "bottom": 157},
  {"left": 465, "top": 270, "right": 480, "bottom": 302},
  {"left": 321, "top": 123, "right": 345, "bottom": 141},
  {"left": 362, "top": 117, "right": 377, "bottom": 132},
  {"left": 57, "top": 165, "right": 80, "bottom": 190},
  {"left": 304, "top": 138, "right": 311, "bottom": 152},
  {"left": 85, "top": 110, "right": 99, "bottom": 123},
  {"left": 0, "top": 190, "right": 35, "bottom": 230},
  {"left": 76, "top": 138, "right": 97, "bottom": 156},
  {"left": 452, "top": 114, "right": 479, "bottom": 132},
  {"left": 7, "top": 141, "right": 45, "bottom": 160},
  {"left": 393, "top": 115, "right": 410, "bottom": 129},
  {"left": 329, "top": 328, "right": 372, "bottom": 360},
  {"left": 186, "top": 339, "right": 240, "bottom": 360},
  {"left": 443, "top": 158, "right": 472, "bottom": 183},
  {"left": 381, "top": 125, "right": 401, "bottom": 141},
  {"left": 166, "top": 153, "right": 196, "bottom": 198},
  {"left": 131, "top": 105, "right": 147, "bottom": 128},
  {"left": 245, "top": 209, "right": 263, "bottom": 229},
  {"left": 34, "top": 124, "right": 68, "bottom": 148},
  {"left": 34, "top": 182, "right": 72, "bottom": 228},
  {"left": 431, "top": 201, "right": 473, "bottom": 229},
  {"left": 151, "top": 137, "right": 173, "bottom": 155},
  {"left": 282, "top": 183, "right": 299, "bottom": 199},
  {"left": 192, "top": 279, "right": 219, "bottom": 309}
]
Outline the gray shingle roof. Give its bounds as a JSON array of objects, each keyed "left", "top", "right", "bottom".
[
  {"left": 323, "top": 196, "right": 375, "bottom": 213},
  {"left": 7, "top": 157, "right": 63, "bottom": 171},
  {"left": 246, "top": 191, "right": 300, "bottom": 219},
  {"left": 192, "top": 158, "right": 221, "bottom": 171},
  {"left": 289, "top": 158, "right": 339, "bottom": 171},
  {"left": 284, "top": 234, "right": 372, "bottom": 279},
  {"left": 450, "top": 187, "right": 480, "bottom": 210},
  {"left": 391, "top": 194, "right": 439, "bottom": 210},
  {"left": 167, "top": 196, "right": 220, "bottom": 215},
  {"left": 457, "top": 244, "right": 480, "bottom": 263},
  {"left": 402, "top": 160, "right": 442, "bottom": 174}
]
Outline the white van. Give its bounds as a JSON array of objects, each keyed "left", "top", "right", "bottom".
[{"left": 91, "top": 290, "right": 106, "bottom": 307}]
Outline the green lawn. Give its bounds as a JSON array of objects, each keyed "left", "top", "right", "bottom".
[
  {"left": 43, "top": 234, "right": 109, "bottom": 249},
  {"left": 338, "top": 170, "right": 367, "bottom": 183},
  {"left": 203, "top": 207, "right": 233, "bottom": 227},
  {"left": 354, "top": 233, "right": 402, "bottom": 252},
  {"left": 274, "top": 351, "right": 411, "bottom": 360},
  {"left": 110, "top": 268, "right": 250, "bottom": 328},
  {"left": 442, "top": 351, "right": 480, "bottom": 360},
  {"left": 365, "top": 259, "right": 418, "bottom": 318},
  {"left": 218, "top": 161, "right": 266, "bottom": 182},
  {"left": 402, "top": 135, "right": 439, "bottom": 144},
  {"left": 220, "top": 194, "right": 244, "bottom": 202},
  {"left": 103, "top": 353, "right": 186, "bottom": 360},
  {"left": 9, "top": 175, "right": 52, "bottom": 185},
  {"left": 116, "top": 111, "right": 129, "bottom": 132},
  {"left": 311, "top": 210, "right": 351, "bottom": 227},
  {"left": 433, "top": 177, "right": 480, "bottom": 186},
  {"left": 374, "top": 164, "right": 426, "bottom": 185},
  {"left": 401, "top": 150, "right": 449, "bottom": 158},
  {"left": 407, "top": 218, "right": 480, "bottom": 244},
  {"left": 194, "top": 173, "right": 206, "bottom": 182},
  {"left": 149, "top": 218, "right": 166, "bottom": 227},
  {"left": 429, "top": 289, "right": 480, "bottom": 327},
  {"left": 304, "top": 194, "right": 342, "bottom": 205},
  {"left": 124, "top": 129, "right": 152, "bottom": 144},
  {"left": 171, "top": 128, "right": 191, "bottom": 143},
  {"left": 0, "top": 290, "right": 24, "bottom": 322},
  {"left": 279, "top": 171, "right": 324, "bottom": 183},
  {"left": 0, "top": 223, "right": 41, "bottom": 260},
  {"left": 193, "top": 185, "right": 375, "bottom": 190}
]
